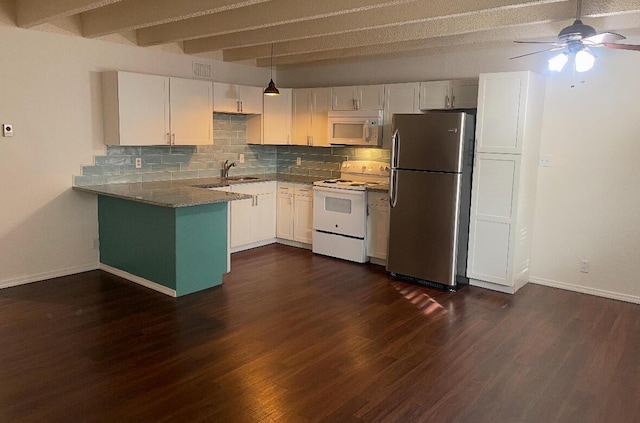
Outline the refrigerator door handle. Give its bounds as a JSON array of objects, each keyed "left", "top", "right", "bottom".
[
  {"left": 391, "top": 129, "right": 400, "bottom": 169},
  {"left": 389, "top": 168, "right": 399, "bottom": 208}
]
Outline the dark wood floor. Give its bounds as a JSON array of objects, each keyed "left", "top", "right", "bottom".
[{"left": 1, "top": 244, "right": 639, "bottom": 422}]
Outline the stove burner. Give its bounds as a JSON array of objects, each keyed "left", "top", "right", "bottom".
[{"left": 323, "top": 180, "right": 337, "bottom": 183}]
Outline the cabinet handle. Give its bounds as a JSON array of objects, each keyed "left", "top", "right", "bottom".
[
  {"left": 166, "top": 132, "right": 171, "bottom": 145},
  {"left": 255, "top": 195, "right": 258, "bottom": 206},
  {"left": 451, "top": 95, "right": 456, "bottom": 109},
  {"left": 356, "top": 99, "right": 361, "bottom": 110},
  {"left": 171, "top": 133, "right": 176, "bottom": 145},
  {"left": 236, "top": 100, "right": 240, "bottom": 112},
  {"left": 352, "top": 99, "right": 356, "bottom": 110},
  {"left": 240, "top": 101, "right": 243, "bottom": 112},
  {"left": 445, "top": 95, "right": 450, "bottom": 109}
]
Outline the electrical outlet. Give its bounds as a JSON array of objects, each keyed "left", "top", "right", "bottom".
[
  {"left": 92, "top": 238, "right": 99, "bottom": 249},
  {"left": 579, "top": 259, "right": 590, "bottom": 273},
  {"left": 135, "top": 157, "right": 142, "bottom": 169},
  {"left": 296, "top": 157, "right": 302, "bottom": 166},
  {"left": 539, "top": 155, "right": 551, "bottom": 167},
  {"left": 239, "top": 153, "right": 245, "bottom": 164}
]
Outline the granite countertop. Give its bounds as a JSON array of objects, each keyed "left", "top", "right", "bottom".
[{"left": 73, "top": 174, "right": 388, "bottom": 207}]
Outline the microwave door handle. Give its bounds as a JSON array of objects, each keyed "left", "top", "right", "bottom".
[{"left": 364, "top": 121, "right": 370, "bottom": 141}]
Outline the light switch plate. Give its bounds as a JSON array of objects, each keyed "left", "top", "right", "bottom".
[{"left": 3, "top": 124, "right": 13, "bottom": 137}]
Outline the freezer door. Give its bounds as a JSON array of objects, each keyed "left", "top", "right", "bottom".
[
  {"left": 392, "top": 113, "right": 467, "bottom": 173},
  {"left": 387, "top": 170, "right": 462, "bottom": 286}
]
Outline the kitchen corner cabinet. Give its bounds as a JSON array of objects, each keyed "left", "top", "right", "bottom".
[
  {"left": 382, "top": 82, "right": 420, "bottom": 149},
  {"left": 276, "top": 183, "right": 313, "bottom": 244},
  {"left": 291, "top": 88, "right": 331, "bottom": 147},
  {"left": 213, "top": 82, "right": 263, "bottom": 114},
  {"left": 367, "top": 191, "right": 389, "bottom": 260},
  {"left": 419, "top": 79, "right": 478, "bottom": 110},
  {"left": 261, "top": 88, "right": 292, "bottom": 145},
  {"left": 230, "top": 182, "right": 276, "bottom": 251},
  {"left": 102, "top": 71, "right": 212, "bottom": 146},
  {"left": 466, "top": 71, "right": 545, "bottom": 294},
  {"left": 331, "top": 85, "right": 384, "bottom": 111}
]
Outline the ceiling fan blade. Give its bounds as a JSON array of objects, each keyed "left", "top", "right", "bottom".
[
  {"left": 514, "top": 40, "right": 563, "bottom": 46},
  {"left": 510, "top": 46, "right": 564, "bottom": 60},
  {"left": 583, "top": 32, "right": 626, "bottom": 45},
  {"left": 603, "top": 43, "right": 640, "bottom": 51}
]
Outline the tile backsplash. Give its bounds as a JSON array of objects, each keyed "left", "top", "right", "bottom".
[{"left": 74, "top": 113, "right": 390, "bottom": 186}]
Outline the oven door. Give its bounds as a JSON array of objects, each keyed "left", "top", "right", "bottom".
[{"left": 313, "top": 186, "right": 366, "bottom": 238}]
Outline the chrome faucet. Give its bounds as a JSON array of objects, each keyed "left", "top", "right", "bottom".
[{"left": 222, "top": 160, "right": 237, "bottom": 178}]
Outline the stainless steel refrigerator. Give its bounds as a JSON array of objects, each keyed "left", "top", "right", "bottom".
[{"left": 387, "top": 112, "right": 475, "bottom": 289}]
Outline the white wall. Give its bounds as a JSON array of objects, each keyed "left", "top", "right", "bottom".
[
  {"left": 0, "top": 24, "right": 267, "bottom": 288},
  {"left": 281, "top": 43, "right": 640, "bottom": 303}
]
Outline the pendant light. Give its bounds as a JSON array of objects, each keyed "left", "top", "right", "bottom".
[{"left": 263, "top": 44, "right": 280, "bottom": 96}]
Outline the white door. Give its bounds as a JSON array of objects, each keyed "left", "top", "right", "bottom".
[
  {"left": 467, "top": 153, "right": 521, "bottom": 286},
  {"left": 358, "top": 85, "right": 385, "bottom": 110},
  {"left": 276, "top": 185, "right": 294, "bottom": 240},
  {"left": 419, "top": 80, "right": 451, "bottom": 110},
  {"left": 169, "top": 77, "right": 212, "bottom": 145},
  {"left": 253, "top": 191, "right": 276, "bottom": 241},
  {"left": 310, "top": 88, "right": 331, "bottom": 146},
  {"left": 382, "top": 82, "right": 420, "bottom": 149},
  {"left": 475, "top": 72, "right": 527, "bottom": 154},
  {"left": 291, "top": 89, "right": 311, "bottom": 146},
  {"left": 293, "top": 186, "right": 313, "bottom": 244},
  {"left": 239, "top": 85, "right": 263, "bottom": 114},
  {"left": 451, "top": 79, "right": 479, "bottom": 109},
  {"left": 263, "top": 88, "right": 292, "bottom": 145},
  {"left": 116, "top": 72, "right": 169, "bottom": 146},
  {"left": 213, "top": 82, "right": 240, "bottom": 113},
  {"left": 230, "top": 197, "right": 253, "bottom": 248},
  {"left": 331, "top": 86, "right": 357, "bottom": 110}
]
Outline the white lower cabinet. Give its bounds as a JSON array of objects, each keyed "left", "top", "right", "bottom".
[
  {"left": 276, "top": 183, "right": 313, "bottom": 245},
  {"left": 229, "top": 182, "right": 276, "bottom": 251},
  {"left": 366, "top": 192, "right": 389, "bottom": 261}
]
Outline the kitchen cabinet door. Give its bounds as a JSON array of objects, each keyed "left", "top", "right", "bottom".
[
  {"left": 382, "top": 82, "right": 420, "bottom": 149},
  {"left": 310, "top": 88, "right": 331, "bottom": 146},
  {"left": 263, "top": 88, "right": 292, "bottom": 145},
  {"left": 331, "top": 85, "right": 384, "bottom": 111},
  {"left": 367, "top": 192, "right": 389, "bottom": 260},
  {"left": 451, "top": 79, "right": 479, "bottom": 109},
  {"left": 169, "top": 77, "right": 212, "bottom": 146},
  {"left": 213, "top": 83, "right": 262, "bottom": 114},
  {"left": 277, "top": 184, "right": 294, "bottom": 239},
  {"left": 291, "top": 89, "right": 312, "bottom": 146},
  {"left": 475, "top": 72, "right": 544, "bottom": 154},
  {"left": 102, "top": 71, "right": 169, "bottom": 146},
  {"left": 230, "top": 182, "right": 277, "bottom": 250},
  {"left": 253, "top": 191, "right": 277, "bottom": 242},
  {"left": 230, "top": 197, "right": 253, "bottom": 248},
  {"left": 293, "top": 186, "right": 313, "bottom": 244},
  {"left": 419, "top": 81, "right": 451, "bottom": 110}
]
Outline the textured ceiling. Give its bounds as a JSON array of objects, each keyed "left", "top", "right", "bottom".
[{"left": 8, "top": 0, "right": 640, "bottom": 68}]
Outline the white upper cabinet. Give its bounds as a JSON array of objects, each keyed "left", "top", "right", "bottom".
[
  {"left": 382, "top": 82, "right": 420, "bottom": 149},
  {"left": 263, "top": 88, "right": 292, "bottom": 145},
  {"left": 475, "top": 72, "right": 544, "bottom": 154},
  {"left": 213, "top": 82, "right": 263, "bottom": 114},
  {"left": 102, "top": 71, "right": 212, "bottom": 146},
  {"left": 169, "top": 77, "right": 213, "bottom": 146},
  {"left": 419, "top": 79, "right": 478, "bottom": 110},
  {"left": 291, "top": 87, "right": 331, "bottom": 147},
  {"left": 331, "top": 85, "right": 384, "bottom": 111}
]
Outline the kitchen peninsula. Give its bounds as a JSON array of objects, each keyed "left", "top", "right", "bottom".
[{"left": 74, "top": 178, "right": 251, "bottom": 297}]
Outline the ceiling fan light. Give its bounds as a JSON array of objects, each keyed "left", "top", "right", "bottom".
[
  {"left": 548, "top": 53, "right": 569, "bottom": 72},
  {"left": 575, "top": 49, "right": 596, "bottom": 72}
]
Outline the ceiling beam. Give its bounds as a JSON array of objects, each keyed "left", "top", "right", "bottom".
[
  {"left": 224, "top": 2, "right": 576, "bottom": 62},
  {"left": 80, "top": 0, "right": 271, "bottom": 38},
  {"left": 257, "top": 11, "right": 640, "bottom": 67},
  {"left": 183, "top": 0, "right": 567, "bottom": 54},
  {"left": 16, "top": 0, "right": 123, "bottom": 28},
  {"left": 136, "top": 0, "right": 418, "bottom": 47}
]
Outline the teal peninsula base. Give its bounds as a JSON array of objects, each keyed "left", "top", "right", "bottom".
[{"left": 98, "top": 195, "right": 228, "bottom": 297}]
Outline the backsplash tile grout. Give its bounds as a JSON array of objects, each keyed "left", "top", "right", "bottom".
[{"left": 73, "top": 113, "right": 390, "bottom": 186}]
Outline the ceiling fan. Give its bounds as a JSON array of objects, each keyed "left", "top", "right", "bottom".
[{"left": 511, "top": 0, "right": 640, "bottom": 72}]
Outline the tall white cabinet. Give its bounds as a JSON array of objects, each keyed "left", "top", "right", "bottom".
[{"left": 466, "top": 71, "right": 545, "bottom": 294}]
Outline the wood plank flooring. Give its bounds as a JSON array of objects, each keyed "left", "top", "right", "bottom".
[{"left": 1, "top": 244, "right": 639, "bottom": 422}]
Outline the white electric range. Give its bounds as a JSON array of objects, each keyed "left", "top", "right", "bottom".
[{"left": 312, "top": 161, "right": 390, "bottom": 263}]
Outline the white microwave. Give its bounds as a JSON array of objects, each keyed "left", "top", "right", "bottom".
[{"left": 327, "top": 110, "right": 383, "bottom": 146}]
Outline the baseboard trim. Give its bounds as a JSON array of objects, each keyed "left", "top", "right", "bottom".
[
  {"left": 230, "top": 238, "right": 277, "bottom": 254},
  {"left": 529, "top": 276, "right": 640, "bottom": 305},
  {"left": 469, "top": 278, "right": 517, "bottom": 294},
  {"left": 369, "top": 257, "right": 386, "bottom": 267},
  {"left": 275, "top": 238, "right": 311, "bottom": 250},
  {"left": 99, "top": 263, "right": 177, "bottom": 298},
  {"left": 0, "top": 263, "right": 99, "bottom": 290}
]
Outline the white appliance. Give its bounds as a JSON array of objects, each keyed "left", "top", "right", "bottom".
[
  {"left": 327, "top": 110, "right": 383, "bottom": 146},
  {"left": 312, "top": 161, "right": 390, "bottom": 263}
]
